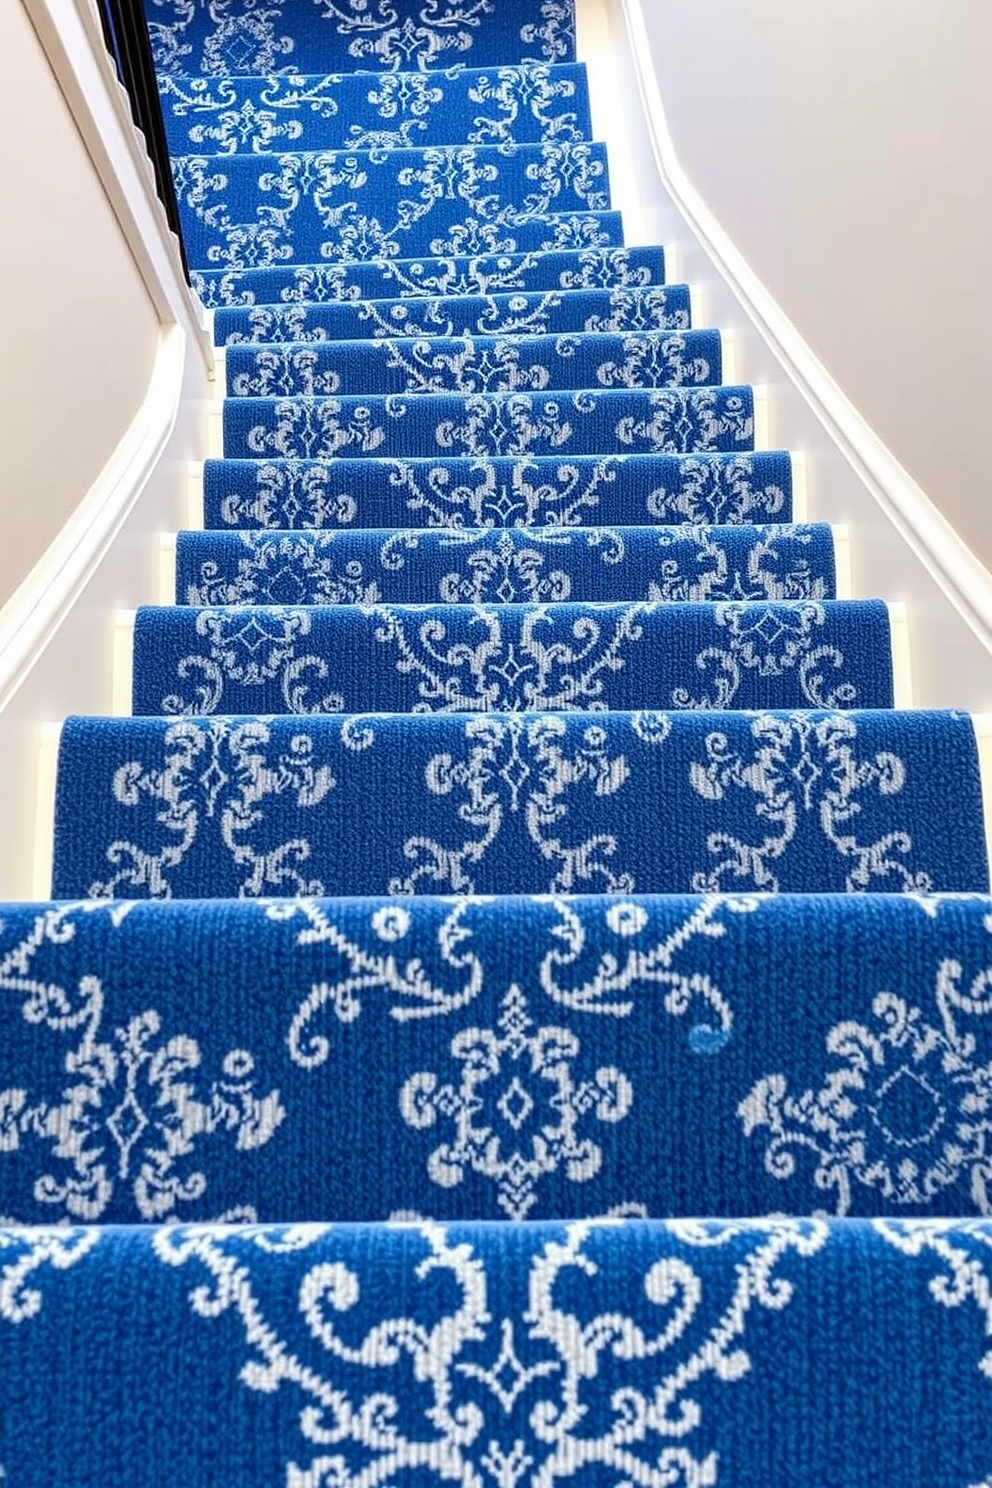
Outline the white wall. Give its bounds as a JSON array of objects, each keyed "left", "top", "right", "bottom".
[
  {"left": 0, "top": 0, "right": 215, "bottom": 900},
  {"left": 0, "top": 2, "right": 163, "bottom": 605},
  {"left": 639, "top": 0, "right": 992, "bottom": 569}
]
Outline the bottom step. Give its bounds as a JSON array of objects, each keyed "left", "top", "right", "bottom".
[{"left": 0, "top": 1216, "right": 988, "bottom": 1485}]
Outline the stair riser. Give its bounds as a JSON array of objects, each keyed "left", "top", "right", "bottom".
[
  {"left": 52, "top": 710, "right": 988, "bottom": 900},
  {"left": 217, "top": 283, "right": 692, "bottom": 343},
  {"left": 161, "top": 63, "right": 593, "bottom": 153},
  {"left": 130, "top": 600, "right": 892, "bottom": 716},
  {"left": 145, "top": 0, "right": 578, "bottom": 76},
  {"left": 222, "top": 387, "right": 756, "bottom": 461},
  {"left": 203, "top": 450, "right": 795, "bottom": 529},
  {"left": 193, "top": 244, "right": 668, "bottom": 308},
  {"left": 2, "top": 1214, "right": 991, "bottom": 1485},
  {"left": 224, "top": 330, "right": 721, "bottom": 397},
  {"left": 2, "top": 893, "right": 991, "bottom": 1225},
  {"left": 176, "top": 522, "right": 835, "bottom": 605},
  {"left": 174, "top": 143, "right": 615, "bottom": 268}
]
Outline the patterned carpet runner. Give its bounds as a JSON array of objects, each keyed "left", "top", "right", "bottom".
[{"left": 2, "top": 3, "right": 991, "bottom": 1483}]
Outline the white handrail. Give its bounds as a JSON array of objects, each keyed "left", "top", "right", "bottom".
[{"left": 0, "top": 324, "right": 187, "bottom": 712}]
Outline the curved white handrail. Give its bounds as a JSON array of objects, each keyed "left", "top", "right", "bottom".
[
  {"left": 621, "top": 0, "right": 992, "bottom": 658},
  {"left": 0, "top": 323, "right": 187, "bottom": 713}
]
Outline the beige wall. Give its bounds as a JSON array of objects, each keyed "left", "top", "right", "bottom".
[
  {"left": 642, "top": 0, "right": 992, "bottom": 567},
  {"left": 0, "top": 2, "right": 160, "bottom": 604}
]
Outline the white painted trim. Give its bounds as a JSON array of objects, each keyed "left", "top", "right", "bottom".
[
  {"left": 208, "top": 403, "right": 225, "bottom": 458},
  {"left": 719, "top": 330, "right": 735, "bottom": 388},
  {"left": 887, "top": 601, "right": 913, "bottom": 710},
  {"left": 751, "top": 386, "right": 768, "bottom": 452},
  {"left": 619, "top": 0, "right": 992, "bottom": 666},
  {"left": 974, "top": 715, "right": 992, "bottom": 881},
  {"left": 113, "top": 610, "right": 136, "bottom": 717},
  {"left": 187, "top": 463, "right": 206, "bottom": 528},
  {"left": 0, "top": 325, "right": 186, "bottom": 714},
  {"left": 32, "top": 722, "right": 61, "bottom": 901},
  {"left": 832, "top": 525, "right": 852, "bottom": 601},
  {"left": 22, "top": 0, "right": 213, "bottom": 378},
  {"left": 790, "top": 451, "right": 808, "bottom": 524},
  {"left": 159, "top": 533, "right": 178, "bottom": 604}
]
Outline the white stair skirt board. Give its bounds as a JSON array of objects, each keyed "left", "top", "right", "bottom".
[
  {"left": 31, "top": 720, "right": 61, "bottom": 901},
  {"left": 112, "top": 610, "right": 136, "bottom": 718},
  {"left": 720, "top": 329, "right": 736, "bottom": 387},
  {"left": 790, "top": 450, "right": 808, "bottom": 523},
  {"left": 752, "top": 385, "right": 768, "bottom": 450},
  {"left": 888, "top": 601, "right": 913, "bottom": 710},
  {"left": 832, "top": 525, "right": 852, "bottom": 600},
  {"left": 187, "top": 462, "right": 205, "bottom": 528},
  {"left": 208, "top": 402, "right": 224, "bottom": 459},
  {"left": 0, "top": 326, "right": 186, "bottom": 717},
  {"left": 158, "top": 533, "right": 177, "bottom": 604}
]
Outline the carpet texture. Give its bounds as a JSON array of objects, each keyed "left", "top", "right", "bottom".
[
  {"left": 129, "top": 599, "right": 894, "bottom": 714},
  {"left": 213, "top": 282, "right": 692, "bottom": 341},
  {"left": 175, "top": 522, "right": 838, "bottom": 603},
  {"left": 193, "top": 243, "right": 668, "bottom": 307},
  {"left": 2, "top": 1, "right": 991, "bottom": 1482}
]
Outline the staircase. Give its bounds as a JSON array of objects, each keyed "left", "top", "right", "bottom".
[{"left": 2, "top": 1, "right": 991, "bottom": 1482}]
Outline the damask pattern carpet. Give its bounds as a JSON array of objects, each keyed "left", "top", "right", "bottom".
[{"left": 2, "top": 2, "right": 991, "bottom": 1483}]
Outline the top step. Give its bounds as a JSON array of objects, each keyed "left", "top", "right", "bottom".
[{"left": 144, "top": 0, "right": 577, "bottom": 77}]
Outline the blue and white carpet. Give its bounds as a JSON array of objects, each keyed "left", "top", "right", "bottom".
[{"left": 2, "top": 1, "right": 991, "bottom": 1482}]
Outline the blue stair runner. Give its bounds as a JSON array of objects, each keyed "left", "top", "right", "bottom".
[
  {"left": 2, "top": 3, "right": 991, "bottom": 1483},
  {"left": 213, "top": 281, "right": 693, "bottom": 340}
]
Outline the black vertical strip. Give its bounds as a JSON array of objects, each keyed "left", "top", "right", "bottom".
[{"left": 95, "top": 0, "right": 190, "bottom": 282}]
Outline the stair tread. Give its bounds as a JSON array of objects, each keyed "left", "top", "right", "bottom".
[
  {"left": 2, "top": 891, "right": 990, "bottom": 1223},
  {"left": 174, "top": 141, "right": 616, "bottom": 269},
  {"left": 146, "top": 0, "right": 578, "bottom": 77}
]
